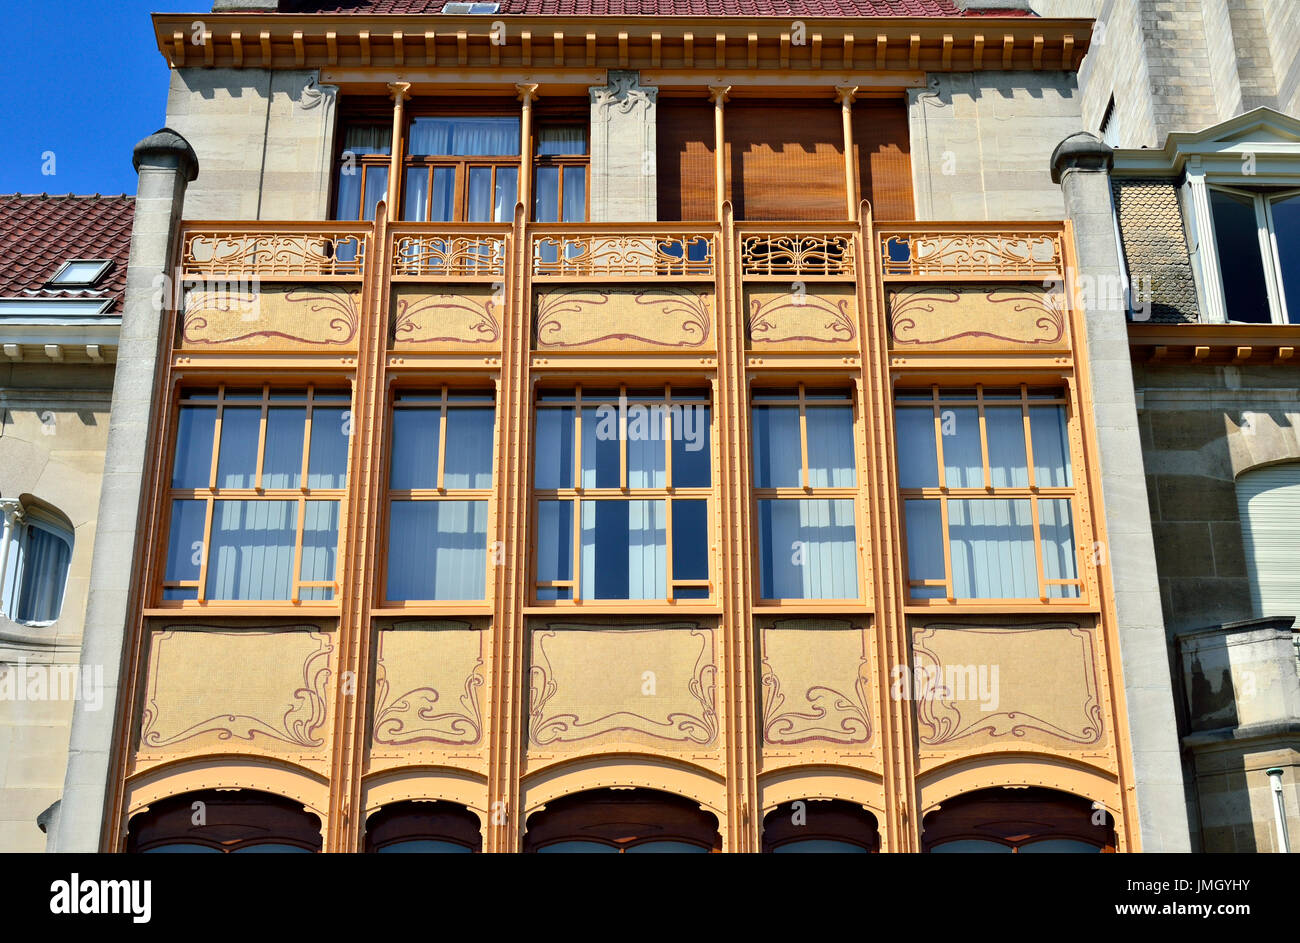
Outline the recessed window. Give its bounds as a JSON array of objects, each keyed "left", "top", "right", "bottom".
[
  {"left": 334, "top": 123, "right": 393, "bottom": 222},
  {"left": 0, "top": 498, "right": 73, "bottom": 625},
  {"left": 1207, "top": 186, "right": 1300, "bottom": 324},
  {"left": 404, "top": 115, "right": 520, "bottom": 223},
  {"left": 751, "top": 386, "right": 859, "bottom": 600},
  {"left": 162, "top": 385, "right": 350, "bottom": 603},
  {"left": 385, "top": 389, "right": 495, "bottom": 603},
  {"left": 895, "top": 385, "right": 1080, "bottom": 602},
  {"left": 47, "top": 259, "right": 110, "bottom": 287},
  {"left": 533, "top": 385, "right": 712, "bottom": 602}
]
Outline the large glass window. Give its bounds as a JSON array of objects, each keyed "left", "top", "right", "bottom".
[
  {"left": 895, "top": 385, "right": 1080, "bottom": 602},
  {"left": 0, "top": 498, "right": 73, "bottom": 625},
  {"left": 403, "top": 115, "right": 521, "bottom": 223},
  {"left": 385, "top": 389, "right": 495, "bottom": 603},
  {"left": 334, "top": 123, "right": 393, "bottom": 222},
  {"left": 533, "top": 386, "right": 711, "bottom": 602},
  {"left": 1207, "top": 185, "right": 1300, "bottom": 324},
  {"left": 162, "top": 386, "right": 350, "bottom": 603},
  {"left": 752, "top": 386, "right": 859, "bottom": 600},
  {"left": 533, "top": 124, "right": 588, "bottom": 224}
]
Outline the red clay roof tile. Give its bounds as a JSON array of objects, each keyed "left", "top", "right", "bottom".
[{"left": 283, "top": 1, "right": 1033, "bottom": 15}]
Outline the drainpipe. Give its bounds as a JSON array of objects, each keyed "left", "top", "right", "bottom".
[{"left": 1267, "top": 768, "right": 1291, "bottom": 853}]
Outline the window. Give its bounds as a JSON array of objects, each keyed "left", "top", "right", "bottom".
[
  {"left": 47, "top": 259, "right": 111, "bottom": 287},
  {"left": 364, "top": 801, "right": 482, "bottom": 853},
  {"left": 751, "top": 386, "right": 859, "bottom": 600},
  {"left": 403, "top": 115, "right": 521, "bottom": 223},
  {"left": 533, "top": 385, "right": 712, "bottom": 602},
  {"left": 921, "top": 788, "right": 1114, "bottom": 853},
  {"left": 761, "top": 800, "right": 879, "bottom": 853},
  {"left": 1235, "top": 461, "right": 1300, "bottom": 626},
  {"left": 162, "top": 385, "right": 350, "bottom": 603},
  {"left": 1206, "top": 186, "right": 1300, "bottom": 324},
  {"left": 895, "top": 385, "right": 1080, "bottom": 602},
  {"left": 334, "top": 123, "right": 393, "bottom": 221},
  {"left": 385, "top": 389, "right": 495, "bottom": 603},
  {"left": 0, "top": 497, "right": 73, "bottom": 625},
  {"left": 533, "top": 124, "right": 588, "bottom": 224},
  {"left": 126, "top": 790, "right": 322, "bottom": 853},
  {"left": 523, "top": 788, "right": 720, "bottom": 853}
]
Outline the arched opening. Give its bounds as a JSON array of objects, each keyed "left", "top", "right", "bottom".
[
  {"left": 125, "top": 789, "right": 322, "bottom": 853},
  {"left": 363, "top": 800, "right": 482, "bottom": 853},
  {"left": 523, "top": 788, "right": 721, "bottom": 853},
  {"left": 0, "top": 494, "right": 73, "bottom": 625},
  {"left": 761, "top": 799, "right": 879, "bottom": 853},
  {"left": 921, "top": 787, "right": 1114, "bottom": 853}
]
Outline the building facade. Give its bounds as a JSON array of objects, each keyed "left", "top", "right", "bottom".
[
  {"left": 0, "top": 193, "right": 131, "bottom": 852},
  {"left": 1039, "top": 0, "right": 1300, "bottom": 853},
  {"left": 51, "top": 0, "right": 1201, "bottom": 853}
]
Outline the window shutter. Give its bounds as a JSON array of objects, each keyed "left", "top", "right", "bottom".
[
  {"left": 726, "top": 102, "right": 846, "bottom": 221},
  {"left": 1237, "top": 462, "right": 1300, "bottom": 624},
  {"left": 853, "top": 99, "right": 914, "bottom": 221},
  {"left": 656, "top": 98, "right": 717, "bottom": 221}
]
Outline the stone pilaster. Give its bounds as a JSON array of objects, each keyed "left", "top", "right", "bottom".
[
  {"left": 1052, "top": 131, "right": 1193, "bottom": 853},
  {"left": 588, "top": 70, "right": 657, "bottom": 222},
  {"left": 52, "top": 129, "right": 198, "bottom": 853}
]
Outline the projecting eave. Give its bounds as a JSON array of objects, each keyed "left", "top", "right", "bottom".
[
  {"left": 0, "top": 297, "right": 120, "bottom": 360},
  {"left": 1112, "top": 107, "right": 1300, "bottom": 184},
  {"left": 151, "top": 12, "right": 1093, "bottom": 75}
]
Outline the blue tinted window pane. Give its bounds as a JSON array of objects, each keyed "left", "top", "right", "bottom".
[
  {"left": 930, "top": 840, "right": 1013, "bottom": 854},
  {"left": 165, "top": 500, "right": 207, "bottom": 584},
  {"left": 1019, "top": 839, "right": 1101, "bottom": 853},
  {"left": 537, "top": 841, "right": 619, "bottom": 853},
  {"left": 672, "top": 500, "right": 709, "bottom": 581},
  {"left": 362, "top": 167, "right": 388, "bottom": 222},
  {"left": 625, "top": 841, "right": 709, "bottom": 854},
  {"left": 534, "top": 408, "right": 574, "bottom": 489},
  {"left": 206, "top": 500, "right": 297, "bottom": 601},
  {"left": 216, "top": 407, "right": 261, "bottom": 488},
  {"left": 806, "top": 406, "right": 855, "bottom": 487},
  {"left": 308, "top": 407, "right": 350, "bottom": 489},
  {"left": 231, "top": 843, "right": 313, "bottom": 854},
  {"left": 534, "top": 166, "right": 560, "bottom": 223},
  {"left": 948, "top": 498, "right": 1037, "bottom": 599},
  {"left": 143, "top": 844, "right": 221, "bottom": 854},
  {"left": 627, "top": 406, "right": 666, "bottom": 489},
  {"left": 1272, "top": 193, "right": 1300, "bottom": 323},
  {"left": 580, "top": 500, "right": 666, "bottom": 600},
  {"left": 387, "top": 501, "right": 488, "bottom": 601},
  {"left": 985, "top": 406, "right": 1029, "bottom": 488},
  {"left": 376, "top": 840, "right": 473, "bottom": 854},
  {"left": 752, "top": 406, "right": 801, "bottom": 488},
  {"left": 757, "top": 499, "right": 858, "bottom": 599},
  {"left": 1040, "top": 498, "right": 1079, "bottom": 599},
  {"left": 493, "top": 167, "right": 518, "bottom": 223},
  {"left": 941, "top": 407, "right": 982, "bottom": 487},
  {"left": 261, "top": 407, "right": 306, "bottom": 489},
  {"left": 172, "top": 406, "right": 216, "bottom": 488},
  {"left": 391, "top": 407, "right": 439, "bottom": 490},
  {"left": 895, "top": 407, "right": 938, "bottom": 489},
  {"left": 672, "top": 404, "right": 711, "bottom": 487},
  {"left": 444, "top": 407, "right": 495, "bottom": 489},
  {"left": 536, "top": 501, "right": 573, "bottom": 584},
  {"left": 581, "top": 401, "right": 622, "bottom": 488},
  {"left": 562, "top": 166, "right": 586, "bottom": 222},
  {"left": 1030, "top": 406, "right": 1072, "bottom": 487},
  {"left": 773, "top": 840, "right": 869, "bottom": 854},
  {"left": 904, "top": 499, "right": 945, "bottom": 592},
  {"left": 299, "top": 500, "right": 340, "bottom": 600},
  {"left": 1211, "top": 188, "right": 1271, "bottom": 323}
]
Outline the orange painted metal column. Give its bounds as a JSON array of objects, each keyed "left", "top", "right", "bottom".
[
  {"left": 836, "top": 85, "right": 859, "bottom": 221},
  {"left": 709, "top": 85, "right": 730, "bottom": 222}
]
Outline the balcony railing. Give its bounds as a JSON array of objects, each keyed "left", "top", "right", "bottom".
[{"left": 181, "top": 224, "right": 369, "bottom": 280}]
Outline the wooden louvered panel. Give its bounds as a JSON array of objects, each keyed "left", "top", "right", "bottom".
[
  {"left": 657, "top": 98, "right": 717, "bottom": 222},
  {"left": 726, "top": 102, "right": 846, "bottom": 221},
  {"left": 853, "top": 99, "right": 914, "bottom": 221}
]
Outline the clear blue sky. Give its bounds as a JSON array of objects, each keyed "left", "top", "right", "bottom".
[{"left": 0, "top": 1, "right": 201, "bottom": 196}]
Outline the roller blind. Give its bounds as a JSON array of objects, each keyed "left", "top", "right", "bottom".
[
  {"left": 656, "top": 98, "right": 717, "bottom": 221},
  {"left": 726, "top": 102, "right": 846, "bottom": 221},
  {"left": 853, "top": 99, "right": 914, "bottom": 221},
  {"left": 1236, "top": 462, "right": 1300, "bottom": 623}
]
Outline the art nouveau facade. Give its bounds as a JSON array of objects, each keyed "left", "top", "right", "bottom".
[{"left": 52, "top": 0, "right": 1196, "bottom": 853}]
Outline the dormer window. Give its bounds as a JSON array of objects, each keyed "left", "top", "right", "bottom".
[
  {"left": 442, "top": 2, "right": 500, "bottom": 13},
  {"left": 48, "top": 259, "right": 110, "bottom": 287},
  {"left": 1205, "top": 186, "right": 1300, "bottom": 324}
]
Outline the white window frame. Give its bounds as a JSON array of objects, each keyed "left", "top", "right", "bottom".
[
  {"left": 47, "top": 259, "right": 111, "bottom": 287},
  {"left": 1200, "top": 183, "right": 1300, "bottom": 325},
  {"left": 0, "top": 497, "right": 74, "bottom": 626}
]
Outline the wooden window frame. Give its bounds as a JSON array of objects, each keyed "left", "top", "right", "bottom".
[
  {"left": 531, "top": 115, "right": 591, "bottom": 223},
  {"left": 896, "top": 383, "right": 1085, "bottom": 605},
  {"left": 750, "top": 383, "right": 864, "bottom": 605},
  {"left": 379, "top": 385, "right": 497, "bottom": 608},
  {"left": 159, "top": 383, "right": 350, "bottom": 608},
  {"left": 531, "top": 383, "right": 714, "bottom": 606},
  {"left": 331, "top": 108, "right": 395, "bottom": 222}
]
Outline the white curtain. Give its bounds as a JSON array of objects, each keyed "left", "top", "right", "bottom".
[
  {"left": 942, "top": 407, "right": 983, "bottom": 488},
  {"left": 443, "top": 408, "right": 495, "bottom": 489},
  {"left": 261, "top": 407, "right": 306, "bottom": 489},
  {"left": 903, "top": 499, "right": 945, "bottom": 597},
  {"left": 805, "top": 406, "right": 855, "bottom": 487},
  {"left": 14, "top": 523, "right": 72, "bottom": 623},
  {"left": 984, "top": 406, "right": 1029, "bottom": 487},
  {"left": 207, "top": 500, "right": 297, "bottom": 601},
  {"left": 299, "top": 501, "right": 340, "bottom": 601},
  {"left": 342, "top": 124, "right": 392, "bottom": 156},
  {"left": 948, "top": 498, "right": 1037, "bottom": 599},
  {"left": 580, "top": 500, "right": 666, "bottom": 599},
  {"left": 627, "top": 406, "right": 666, "bottom": 489},
  {"left": 1030, "top": 406, "right": 1073, "bottom": 486},
  {"left": 387, "top": 500, "right": 488, "bottom": 601},
  {"left": 408, "top": 117, "right": 520, "bottom": 156},
  {"left": 537, "top": 126, "right": 587, "bottom": 156},
  {"left": 1039, "top": 498, "right": 1078, "bottom": 597},
  {"left": 758, "top": 499, "right": 858, "bottom": 599}
]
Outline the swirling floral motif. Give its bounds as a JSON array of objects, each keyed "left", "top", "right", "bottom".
[
  {"left": 139, "top": 629, "right": 333, "bottom": 751},
  {"left": 372, "top": 665, "right": 484, "bottom": 746},
  {"left": 392, "top": 235, "right": 506, "bottom": 277},
  {"left": 393, "top": 292, "right": 501, "bottom": 345},
  {"left": 911, "top": 624, "right": 1104, "bottom": 747},
  {"left": 741, "top": 234, "right": 855, "bottom": 276},
  {"left": 528, "top": 626, "right": 718, "bottom": 746},
  {"left": 749, "top": 293, "right": 856, "bottom": 345},
  {"left": 889, "top": 286, "right": 1066, "bottom": 347},
  {"left": 183, "top": 231, "right": 365, "bottom": 277},
  {"left": 532, "top": 233, "right": 714, "bottom": 277},
  {"left": 534, "top": 287, "right": 711, "bottom": 349},
  {"left": 761, "top": 665, "right": 873, "bottom": 745},
  {"left": 880, "top": 232, "right": 1061, "bottom": 279},
  {"left": 182, "top": 285, "right": 359, "bottom": 347}
]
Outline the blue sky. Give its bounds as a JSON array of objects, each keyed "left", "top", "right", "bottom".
[{"left": 0, "top": 2, "right": 200, "bottom": 195}]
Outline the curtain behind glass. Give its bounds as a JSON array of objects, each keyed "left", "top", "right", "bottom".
[
  {"left": 408, "top": 117, "right": 520, "bottom": 156},
  {"left": 537, "top": 126, "right": 588, "bottom": 156},
  {"left": 805, "top": 407, "right": 855, "bottom": 487},
  {"left": 948, "top": 498, "right": 1036, "bottom": 598},
  {"left": 342, "top": 125, "right": 392, "bottom": 155},
  {"left": 14, "top": 524, "right": 71, "bottom": 623},
  {"left": 206, "top": 500, "right": 297, "bottom": 600},
  {"left": 580, "top": 500, "right": 666, "bottom": 599},
  {"left": 757, "top": 499, "right": 857, "bottom": 598},
  {"left": 387, "top": 500, "right": 488, "bottom": 600}
]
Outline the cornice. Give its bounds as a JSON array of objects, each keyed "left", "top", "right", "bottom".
[
  {"left": 1128, "top": 322, "right": 1300, "bottom": 366},
  {"left": 152, "top": 13, "right": 1092, "bottom": 76}
]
